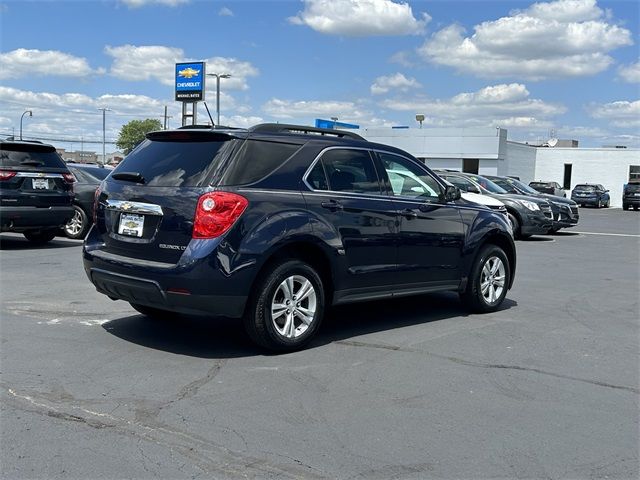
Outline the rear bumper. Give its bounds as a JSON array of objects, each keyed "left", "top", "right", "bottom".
[
  {"left": 83, "top": 243, "right": 254, "bottom": 319},
  {"left": 0, "top": 205, "right": 74, "bottom": 231},
  {"left": 623, "top": 197, "right": 640, "bottom": 206},
  {"left": 572, "top": 196, "right": 600, "bottom": 205}
]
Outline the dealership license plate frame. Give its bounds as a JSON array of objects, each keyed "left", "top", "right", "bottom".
[
  {"left": 32, "top": 178, "right": 49, "bottom": 190},
  {"left": 118, "top": 213, "right": 144, "bottom": 238}
]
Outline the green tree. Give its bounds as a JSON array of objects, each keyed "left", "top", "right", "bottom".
[{"left": 116, "top": 118, "right": 163, "bottom": 154}]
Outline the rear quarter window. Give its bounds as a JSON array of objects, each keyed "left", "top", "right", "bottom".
[
  {"left": 219, "top": 139, "right": 300, "bottom": 185},
  {"left": 1, "top": 143, "right": 67, "bottom": 169}
]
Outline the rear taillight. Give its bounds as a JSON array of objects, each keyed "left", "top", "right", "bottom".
[
  {"left": 0, "top": 170, "right": 16, "bottom": 181},
  {"left": 193, "top": 191, "right": 248, "bottom": 239},
  {"left": 93, "top": 185, "right": 102, "bottom": 224},
  {"left": 62, "top": 173, "right": 76, "bottom": 184}
]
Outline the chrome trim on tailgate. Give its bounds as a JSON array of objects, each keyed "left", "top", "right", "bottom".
[{"left": 105, "top": 199, "right": 163, "bottom": 216}]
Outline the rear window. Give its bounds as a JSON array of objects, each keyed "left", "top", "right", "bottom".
[
  {"left": 113, "top": 136, "right": 238, "bottom": 187},
  {"left": 625, "top": 183, "right": 640, "bottom": 192},
  {"left": 0, "top": 143, "right": 67, "bottom": 169},
  {"left": 530, "top": 182, "right": 551, "bottom": 188},
  {"left": 574, "top": 185, "right": 595, "bottom": 192},
  {"left": 219, "top": 139, "right": 300, "bottom": 185}
]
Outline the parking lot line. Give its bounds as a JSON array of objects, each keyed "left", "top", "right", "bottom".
[{"left": 572, "top": 231, "right": 640, "bottom": 238}]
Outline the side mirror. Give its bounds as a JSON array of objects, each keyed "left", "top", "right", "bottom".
[{"left": 444, "top": 185, "right": 461, "bottom": 202}]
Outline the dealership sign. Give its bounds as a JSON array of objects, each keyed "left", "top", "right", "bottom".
[{"left": 175, "top": 62, "right": 205, "bottom": 102}]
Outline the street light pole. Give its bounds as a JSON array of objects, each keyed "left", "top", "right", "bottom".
[
  {"left": 20, "top": 110, "right": 32, "bottom": 140},
  {"left": 98, "top": 107, "right": 111, "bottom": 165},
  {"left": 206, "top": 73, "right": 231, "bottom": 126}
]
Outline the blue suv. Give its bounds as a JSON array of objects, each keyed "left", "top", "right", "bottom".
[
  {"left": 571, "top": 183, "right": 610, "bottom": 208},
  {"left": 84, "top": 124, "right": 516, "bottom": 351}
]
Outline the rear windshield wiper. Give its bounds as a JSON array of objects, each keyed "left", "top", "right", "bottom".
[
  {"left": 111, "top": 172, "right": 146, "bottom": 184},
  {"left": 20, "top": 160, "right": 44, "bottom": 166}
]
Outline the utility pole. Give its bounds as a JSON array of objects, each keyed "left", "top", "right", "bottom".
[
  {"left": 98, "top": 107, "right": 111, "bottom": 165},
  {"left": 164, "top": 106, "right": 168, "bottom": 130}
]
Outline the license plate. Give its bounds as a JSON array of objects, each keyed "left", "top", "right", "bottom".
[
  {"left": 118, "top": 213, "right": 144, "bottom": 237},
  {"left": 32, "top": 178, "right": 49, "bottom": 190}
]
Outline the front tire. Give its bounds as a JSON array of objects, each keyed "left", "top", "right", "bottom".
[
  {"left": 63, "top": 205, "right": 90, "bottom": 239},
  {"left": 23, "top": 229, "right": 57, "bottom": 244},
  {"left": 244, "top": 259, "right": 325, "bottom": 352},
  {"left": 507, "top": 212, "right": 522, "bottom": 239},
  {"left": 460, "top": 244, "right": 511, "bottom": 313}
]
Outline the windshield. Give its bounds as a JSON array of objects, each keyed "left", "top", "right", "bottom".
[
  {"left": 510, "top": 179, "right": 541, "bottom": 195},
  {"left": 625, "top": 183, "right": 640, "bottom": 192},
  {"left": 465, "top": 174, "right": 508, "bottom": 194},
  {"left": 489, "top": 177, "right": 519, "bottom": 193}
]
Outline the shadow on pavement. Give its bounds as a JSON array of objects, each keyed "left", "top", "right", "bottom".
[
  {"left": 102, "top": 292, "right": 517, "bottom": 358},
  {"left": 520, "top": 236, "right": 554, "bottom": 242},
  {"left": 0, "top": 234, "right": 82, "bottom": 250}
]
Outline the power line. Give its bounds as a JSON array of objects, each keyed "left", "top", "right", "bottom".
[{"left": 0, "top": 131, "right": 117, "bottom": 144}]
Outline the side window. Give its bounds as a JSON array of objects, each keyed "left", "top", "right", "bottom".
[
  {"left": 307, "top": 161, "right": 328, "bottom": 190},
  {"left": 321, "top": 149, "right": 381, "bottom": 195},
  {"left": 445, "top": 175, "right": 475, "bottom": 193},
  {"left": 378, "top": 152, "right": 441, "bottom": 199}
]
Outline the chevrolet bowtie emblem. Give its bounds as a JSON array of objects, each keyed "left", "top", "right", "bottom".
[{"left": 121, "top": 202, "right": 132, "bottom": 211}]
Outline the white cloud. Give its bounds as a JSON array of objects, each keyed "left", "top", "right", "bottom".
[
  {"left": 371, "top": 73, "right": 421, "bottom": 95},
  {"left": 589, "top": 100, "right": 640, "bottom": 128},
  {"left": 218, "top": 6, "right": 233, "bottom": 16},
  {"left": 418, "top": 0, "right": 632, "bottom": 80},
  {"left": 288, "top": 0, "right": 430, "bottom": 36},
  {"left": 261, "top": 98, "right": 394, "bottom": 126},
  {"left": 0, "top": 49, "right": 103, "bottom": 80},
  {"left": 618, "top": 61, "right": 640, "bottom": 83},
  {"left": 120, "top": 0, "right": 188, "bottom": 8},
  {"left": 382, "top": 83, "right": 565, "bottom": 127},
  {"left": 104, "top": 45, "right": 258, "bottom": 90}
]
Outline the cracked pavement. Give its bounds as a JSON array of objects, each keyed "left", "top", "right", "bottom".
[{"left": 1, "top": 209, "right": 638, "bottom": 479}]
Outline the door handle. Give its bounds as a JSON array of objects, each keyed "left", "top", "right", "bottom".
[
  {"left": 321, "top": 200, "right": 343, "bottom": 211},
  {"left": 401, "top": 208, "right": 418, "bottom": 219}
]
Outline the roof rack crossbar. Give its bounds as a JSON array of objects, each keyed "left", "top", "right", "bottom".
[{"left": 249, "top": 123, "right": 365, "bottom": 141}]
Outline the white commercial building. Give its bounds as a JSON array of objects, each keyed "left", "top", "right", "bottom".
[{"left": 361, "top": 127, "right": 639, "bottom": 207}]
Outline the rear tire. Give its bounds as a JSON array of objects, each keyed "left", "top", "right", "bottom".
[
  {"left": 130, "top": 303, "right": 174, "bottom": 319},
  {"left": 460, "top": 244, "right": 511, "bottom": 313},
  {"left": 623, "top": 204, "right": 629, "bottom": 210},
  {"left": 23, "top": 229, "right": 57, "bottom": 244},
  {"left": 63, "top": 205, "right": 90, "bottom": 239},
  {"left": 244, "top": 259, "right": 325, "bottom": 352}
]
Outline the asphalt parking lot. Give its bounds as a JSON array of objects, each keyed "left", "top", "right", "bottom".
[{"left": 1, "top": 208, "right": 638, "bottom": 479}]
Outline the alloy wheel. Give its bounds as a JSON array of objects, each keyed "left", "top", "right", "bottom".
[
  {"left": 64, "top": 208, "right": 84, "bottom": 237},
  {"left": 480, "top": 256, "right": 506, "bottom": 305},
  {"left": 270, "top": 275, "right": 317, "bottom": 339}
]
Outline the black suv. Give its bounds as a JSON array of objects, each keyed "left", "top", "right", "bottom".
[
  {"left": 83, "top": 124, "right": 516, "bottom": 351},
  {"left": 1, "top": 140, "right": 75, "bottom": 244},
  {"left": 623, "top": 183, "right": 640, "bottom": 210}
]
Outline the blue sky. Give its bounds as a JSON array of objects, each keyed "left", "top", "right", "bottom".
[{"left": 0, "top": 0, "right": 638, "bottom": 153}]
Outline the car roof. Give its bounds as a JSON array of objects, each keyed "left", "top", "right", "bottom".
[
  {"left": 148, "top": 123, "right": 419, "bottom": 160},
  {"left": 1, "top": 139, "right": 55, "bottom": 151}
]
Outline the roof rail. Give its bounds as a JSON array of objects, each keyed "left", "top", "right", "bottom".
[{"left": 249, "top": 123, "right": 365, "bottom": 141}]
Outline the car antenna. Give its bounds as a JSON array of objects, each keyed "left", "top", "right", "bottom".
[{"left": 203, "top": 102, "right": 215, "bottom": 127}]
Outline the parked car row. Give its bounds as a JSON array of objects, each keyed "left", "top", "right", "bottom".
[{"left": 0, "top": 139, "right": 110, "bottom": 243}]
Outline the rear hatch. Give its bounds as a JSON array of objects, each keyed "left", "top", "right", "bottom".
[
  {"left": 0, "top": 142, "right": 73, "bottom": 208},
  {"left": 94, "top": 131, "right": 242, "bottom": 264},
  {"left": 624, "top": 183, "right": 640, "bottom": 198}
]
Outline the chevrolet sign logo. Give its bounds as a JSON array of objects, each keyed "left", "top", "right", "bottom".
[
  {"left": 121, "top": 202, "right": 133, "bottom": 211},
  {"left": 178, "top": 67, "right": 200, "bottom": 79}
]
